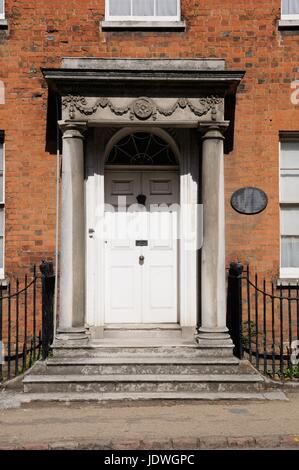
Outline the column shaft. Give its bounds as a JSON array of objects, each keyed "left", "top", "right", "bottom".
[
  {"left": 59, "top": 123, "right": 87, "bottom": 329},
  {"left": 197, "top": 124, "right": 232, "bottom": 348}
]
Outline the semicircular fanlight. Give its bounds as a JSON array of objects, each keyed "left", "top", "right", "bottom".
[{"left": 106, "top": 132, "right": 177, "bottom": 166}]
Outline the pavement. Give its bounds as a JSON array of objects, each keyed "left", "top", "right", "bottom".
[{"left": 0, "top": 390, "right": 299, "bottom": 449}]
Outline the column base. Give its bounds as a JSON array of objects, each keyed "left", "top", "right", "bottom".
[
  {"left": 54, "top": 327, "right": 90, "bottom": 347},
  {"left": 195, "top": 327, "right": 235, "bottom": 357}
]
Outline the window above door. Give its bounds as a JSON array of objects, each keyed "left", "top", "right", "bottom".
[
  {"left": 106, "top": 0, "right": 180, "bottom": 21},
  {"left": 106, "top": 132, "right": 178, "bottom": 166},
  {"left": 101, "top": 0, "right": 185, "bottom": 31}
]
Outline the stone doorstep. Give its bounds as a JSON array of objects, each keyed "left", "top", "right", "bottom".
[
  {"left": 103, "top": 324, "right": 183, "bottom": 339},
  {"left": 104, "top": 323, "right": 182, "bottom": 330},
  {"left": 4, "top": 390, "right": 287, "bottom": 405},
  {"left": 72, "top": 341, "right": 234, "bottom": 348},
  {"left": 23, "top": 374, "right": 265, "bottom": 383},
  {"left": 42, "top": 359, "right": 243, "bottom": 377},
  {"left": 1, "top": 435, "right": 299, "bottom": 450},
  {"left": 46, "top": 357, "right": 241, "bottom": 365},
  {"left": 51, "top": 343, "right": 235, "bottom": 358}
]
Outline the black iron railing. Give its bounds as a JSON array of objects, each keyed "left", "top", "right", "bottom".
[
  {"left": 227, "top": 262, "right": 299, "bottom": 378},
  {"left": 0, "top": 261, "right": 55, "bottom": 384}
]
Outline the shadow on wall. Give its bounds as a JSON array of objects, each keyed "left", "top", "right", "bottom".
[{"left": 45, "top": 88, "right": 61, "bottom": 155}]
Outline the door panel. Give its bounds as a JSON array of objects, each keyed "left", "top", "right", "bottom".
[
  {"left": 105, "top": 171, "right": 141, "bottom": 207},
  {"left": 104, "top": 172, "right": 142, "bottom": 323},
  {"left": 143, "top": 210, "right": 178, "bottom": 323},
  {"left": 143, "top": 173, "right": 178, "bottom": 322},
  {"left": 104, "top": 221, "right": 142, "bottom": 323},
  {"left": 143, "top": 171, "right": 179, "bottom": 206},
  {"left": 150, "top": 266, "right": 174, "bottom": 308}
]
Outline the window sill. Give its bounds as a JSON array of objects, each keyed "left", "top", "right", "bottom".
[
  {"left": 277, "top": 279, "right": 299, "bottom": 288},
  {"left": 100, "top": 20, "right": 186, "bottom": 32},
  {"left": 278, "top": 19, "right": 299, "bottom": 30},
  {"left": 0, "top": 279, "right": 8, "bottom": 288},
  {"left": 0, "top": 19, "right": 8, "bottom": 30}
]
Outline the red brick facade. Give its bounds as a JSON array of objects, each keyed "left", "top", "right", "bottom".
[{"left": 0, "top": 0, "right": 298, "bottom": 281}]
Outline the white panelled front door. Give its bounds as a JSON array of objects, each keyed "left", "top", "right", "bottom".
[{"left": 104, "top": 170, "right": 179, "bottom": 324}]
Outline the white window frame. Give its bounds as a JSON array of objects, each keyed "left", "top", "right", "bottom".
[
  {"left": 105, "top": 0, "right": 181, "bottom": 22},
  {"left": 279, "top": 138, "right": 299, "bottom": 279},
  {"left": 0, "top": 134, "right": 4, "bottom": 280},
  {"left": 281, "top": 0, "right": 299, "bottom": 20},
  {"left": 0, "top": 0, "right": 5, "bottom": 20}
]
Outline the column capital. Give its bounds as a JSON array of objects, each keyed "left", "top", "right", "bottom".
[
  {"left": 58, "top": 120, "right": 88, "bottom": 139},
  {"left": 198, "top": 121, "right": 230, "bottom": 141}
]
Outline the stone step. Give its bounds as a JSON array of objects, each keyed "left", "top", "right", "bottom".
[
  {"left": 23, "top": 374, "right": 265, "bottom": 394},
  {"left": 53, "top": 343, "right": 234, "bottom": 358},
  {"left": 45, "top": 356, "right": 246, "bottom": 376},
  {"left": 17, "top": 390, "right": 288, "bottom": 404},
  {"left": 103, "top": 324, "right": 183, "bottom": 339},
  {"left": 47, "top": 356, "right": 240, "bottom": 365}
]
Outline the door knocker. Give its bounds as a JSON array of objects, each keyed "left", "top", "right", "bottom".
[{"left": 136, "top": 194, "right": 147, "bottom": 206}]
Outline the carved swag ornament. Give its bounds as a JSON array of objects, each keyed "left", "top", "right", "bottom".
[{"left": 62, "top": 95, "right": 223, "bottom": 121}]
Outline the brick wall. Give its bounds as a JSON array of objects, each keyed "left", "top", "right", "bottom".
[{"left": 0, "top": 0, "right": 298, "bottom": 280}]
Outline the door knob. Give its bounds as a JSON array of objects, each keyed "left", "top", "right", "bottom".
[{"left": 139, "top": 255, "right": 145, "bottom": 265}]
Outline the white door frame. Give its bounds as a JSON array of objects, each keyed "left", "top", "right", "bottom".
[{"left": 85, "top": 127, "right": 199, "bottom": 333}]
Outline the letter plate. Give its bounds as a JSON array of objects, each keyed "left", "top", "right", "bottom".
[{"left": 136, "top": 240, "right": 148, "bottom": 247}]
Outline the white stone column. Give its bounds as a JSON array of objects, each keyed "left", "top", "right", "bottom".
[
  {"left": 197, "top": 123, "right": 233, "bottom": 353},
  {"left": 58, "top": 122, "right": 87, "bottom": 334}
]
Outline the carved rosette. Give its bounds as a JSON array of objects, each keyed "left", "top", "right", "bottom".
[
  {"left": 62, "top": 95, "right": 223, "bottom": 121},
  {"left": 132, "top": 97, "right": 155, "bottom": 120}
]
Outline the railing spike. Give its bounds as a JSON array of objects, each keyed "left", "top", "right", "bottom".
[{"left": 0, "top": 263, "right": 55, "bottom": 384}]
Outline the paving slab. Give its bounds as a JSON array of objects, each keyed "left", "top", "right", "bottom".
[{"left": 0, "top": 391, "right": 298, "bottom": 449}]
